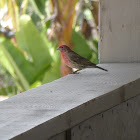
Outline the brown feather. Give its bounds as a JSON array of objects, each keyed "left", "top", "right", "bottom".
[{"left": 57, "top": 45, "right": 108, "bottom": 71}]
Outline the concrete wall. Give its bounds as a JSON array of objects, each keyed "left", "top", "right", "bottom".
[
  {"left": 49, "top": 95, "right": 140, "bottom": 140},
  {"left": 71, "top": 95, "right": 140, "bottom": 140},
  {"left": 99, "top": 0, "right": 140, "bottom": 63},
  {"left": 0, "top": 0, "right": 140, "bottom": 139},
  {"left": 0, "top": 64, "right": 140, "bottom": 140}
]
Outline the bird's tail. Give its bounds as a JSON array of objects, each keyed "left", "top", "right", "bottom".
[{"left": 96, "top": 66, "right": 108, "bottom": 72}]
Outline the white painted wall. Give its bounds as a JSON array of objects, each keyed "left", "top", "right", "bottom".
[{"left": 99, "top": 0, "right": 140, "bottom": 63}]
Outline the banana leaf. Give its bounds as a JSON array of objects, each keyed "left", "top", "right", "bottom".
[{"left": 72, "top": 30, "right": 92, "bottom": 60}]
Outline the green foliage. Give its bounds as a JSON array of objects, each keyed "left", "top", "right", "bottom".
[
  {"left": 0, "top": 86, "right": 17, "bottom": 97},
  {"left": 16, "top": 15, "right": 52, "bottom": 78},
  {"left": 0, "top": 0, "right": 99, "bottom": 97},
  {"left": 1, "top": 38, "right": 32, "bottom": 90},
  {"left": 42, "top": 61, "right": 61, "bottom": 84},
  {"left": 72, "top": 30, "right": 92, "bottom": 59},
  {"left": 72, "top": 30, "right": 98, "bottom": 64},
  {"left": 33, "top": 0, "right": 47, "bottom": 15},
  {"left": 29, "top": 0, "right": 44, "bottom": 19},
  {"left": 0, "top": 14, "right": 61, "bottom": 95},
  {"left": 91, "top": 39, "right": 99, "bottom": 64}
]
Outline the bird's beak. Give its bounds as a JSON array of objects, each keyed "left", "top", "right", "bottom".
[{"left": 56, "top": 47, "right": 60, "bottom": 51}]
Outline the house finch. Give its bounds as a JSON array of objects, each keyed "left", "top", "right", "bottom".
[{"left": 57, "top": 45, "right": 108, "bottom": 72}]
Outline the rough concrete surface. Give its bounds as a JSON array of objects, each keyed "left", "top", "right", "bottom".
[
  {"left": 0, "top": 63, "right": 140, "bottom": 140},
  {"left": 100, "top": 0, "right": 140, "bottom": 63}
]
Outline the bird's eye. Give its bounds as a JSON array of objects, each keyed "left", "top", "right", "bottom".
[{"left": 61, "top": 47, "right": 64, "bottom": 48}]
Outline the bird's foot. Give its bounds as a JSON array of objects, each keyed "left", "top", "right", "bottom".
[{"left": 71, "top": 70, "right": 80, "bottom": 74}]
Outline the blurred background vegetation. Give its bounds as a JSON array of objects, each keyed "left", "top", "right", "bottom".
[{"left": 0, "top": 0, "right": 99, "bottom": 100}]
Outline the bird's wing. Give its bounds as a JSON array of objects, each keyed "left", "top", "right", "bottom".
[{"left": 69, "top": 51, "right": 96, "bottom": 67}]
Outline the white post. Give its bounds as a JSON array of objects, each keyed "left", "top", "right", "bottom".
[{"left": 99, "top": 0, "right": 140, "bottom": 63}]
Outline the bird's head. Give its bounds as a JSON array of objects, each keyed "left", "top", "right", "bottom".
[{"left": 57, "top": 45, "right": 70, "bottom": 52}]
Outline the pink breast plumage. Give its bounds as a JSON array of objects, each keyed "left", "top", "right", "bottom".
[{"left": 61, "top": 52, "right": 71, "bottom": 67}]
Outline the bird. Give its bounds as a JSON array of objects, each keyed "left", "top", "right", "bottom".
[{"left": 57, "top": 45, "right": 108, "bottom": 73}]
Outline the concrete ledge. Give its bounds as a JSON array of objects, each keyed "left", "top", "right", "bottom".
[{"left": 0, "top": 63, "right": 140, "bottom": 140}]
